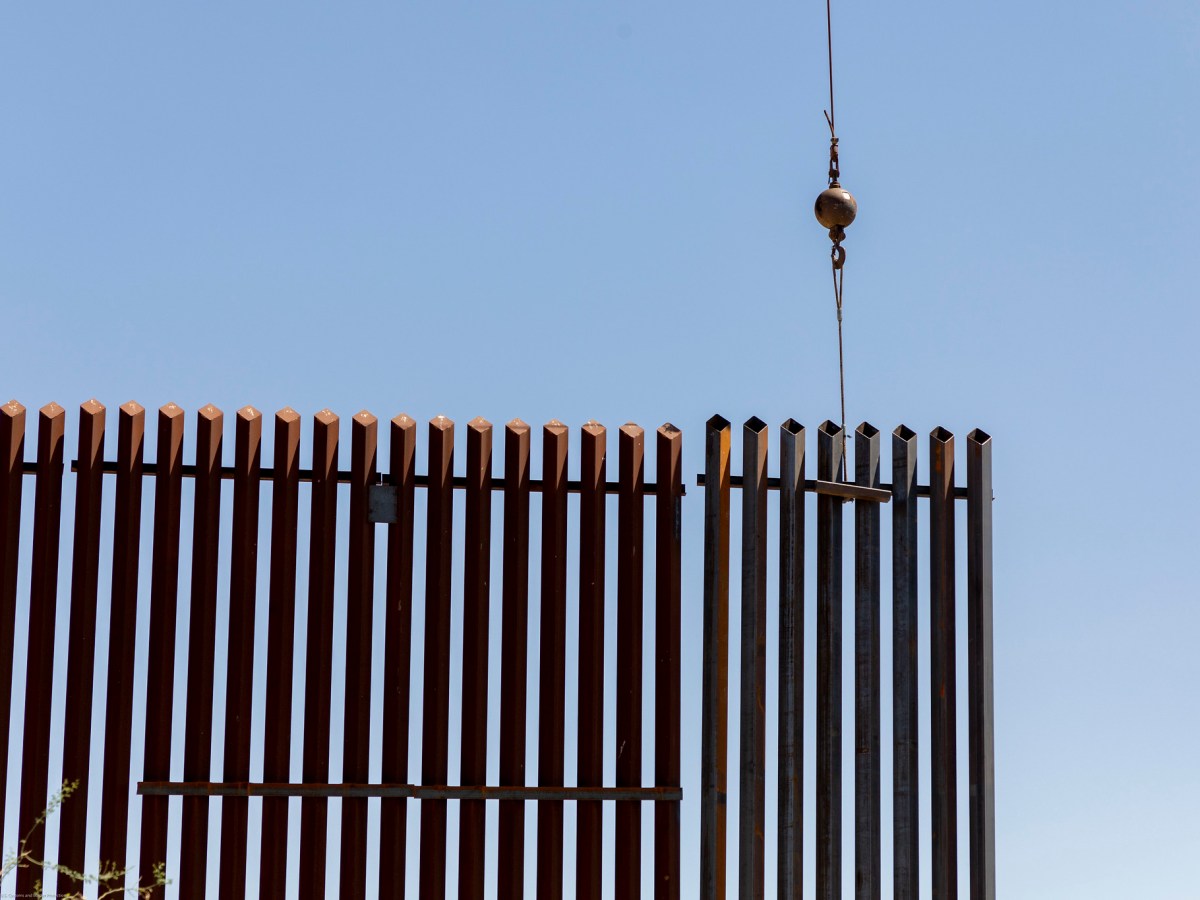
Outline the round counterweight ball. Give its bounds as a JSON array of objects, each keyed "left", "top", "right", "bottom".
[{"left": 815, "top": 185, "right": 857, "bottom": 229}]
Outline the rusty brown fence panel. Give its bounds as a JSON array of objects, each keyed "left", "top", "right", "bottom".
[
  {"left": 140, "top": 404, "right": 184, "bottom": 885},
  {"left": 59, "top": 401, "right": 106, "bottom": 878},
  {"left": 380, "top": 413, "right": 417, "bottom": 898},
  {"left": 459, "top": 417, "right": 493, "bottom": 899},
  {"left": 497, "top": 418, "right": 531, "bottom": 897},
  {"left": 577, "top": 422, "right": 606, "bottom": 899},
  {"left": 300, "top": 410, "right": 339, "bottom": 889},
  {"left": 537, "top": 420, "right": 569, "bottom": 900},
  {"left": 419, "top": 415, "right": 455, "bottom": 898},
  {"left": 615, "top": 423, "right": 644, "bottom": 900},
  {"left": 260, "top": 407, "right": 301, "bottom": 897},
  {"left": 180, "top": 405, "right": 224, "bottom": 900},
  {"left": 654, "top": 423, "right": 683, "bottom": 899},
  {"left": 219, "top": 407, "right": 262, "bottom": 898},
  {"left": 16, "top": 403, "right": 65, "bottom": 900},
  {"left": 0, "top": 403, "right": 24, "bottom": 834},
  {"left": 341, "top": 411, "right": 378, "bottom": 896},
  {"left": 99, "top": 402, "right": 145, "bottom": 871},
  {"left": 0, "top": 402, "right": 24, "bottom": 832}
]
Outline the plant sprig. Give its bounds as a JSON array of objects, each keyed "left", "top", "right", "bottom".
[{"left": 0, "top": 781, "right": 170, "bottom": 899}]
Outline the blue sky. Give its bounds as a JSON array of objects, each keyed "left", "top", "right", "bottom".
[{"left": 1, "top": 2, "right": 1198, "bottom": 898}]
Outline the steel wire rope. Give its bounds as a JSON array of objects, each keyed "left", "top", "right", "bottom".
[{"left": 824, "top": 0, "right": 848, "bottom": 478}]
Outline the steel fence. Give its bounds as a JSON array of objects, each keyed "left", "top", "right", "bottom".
[
  {"left": 0, "top": 400, "right": 993, "bottom": 899},
  {"left": 697, "top": 416, "right": 994, "bottom": 900}
]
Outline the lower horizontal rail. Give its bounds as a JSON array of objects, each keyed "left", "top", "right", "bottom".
[{"left": 138, "top": 782, "right": 682, "bottom": 802}]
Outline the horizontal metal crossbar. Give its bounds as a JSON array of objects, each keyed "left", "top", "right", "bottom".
[
  {"left": 21, "top": 460, "right": 683, "bottom": 496},
  {"left": 137, "top": 782, "right": 682, "bottom": 803},
  {"left": 695, "top": 473, "right": 970, "bottom": 500}
]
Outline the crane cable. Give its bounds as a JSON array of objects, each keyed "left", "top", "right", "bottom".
[
  {"left": 826, "top": 0, "right": 836, "bottom": 139},
  {"left": 823, "top": 0, "right": 849, "bottom": 479}
]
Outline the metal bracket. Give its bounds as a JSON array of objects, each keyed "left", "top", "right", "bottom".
[{"left": 368, "top": 484, "right": 398, "bottom": 523}]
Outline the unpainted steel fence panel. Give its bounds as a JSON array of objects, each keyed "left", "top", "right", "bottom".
[{"left": 698, "top": 417, "right": 995, "bottom": 900}]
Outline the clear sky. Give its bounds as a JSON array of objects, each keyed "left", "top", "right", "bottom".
[{"left": 1, "top": 2, "right": 1198, "bottom": 898}]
